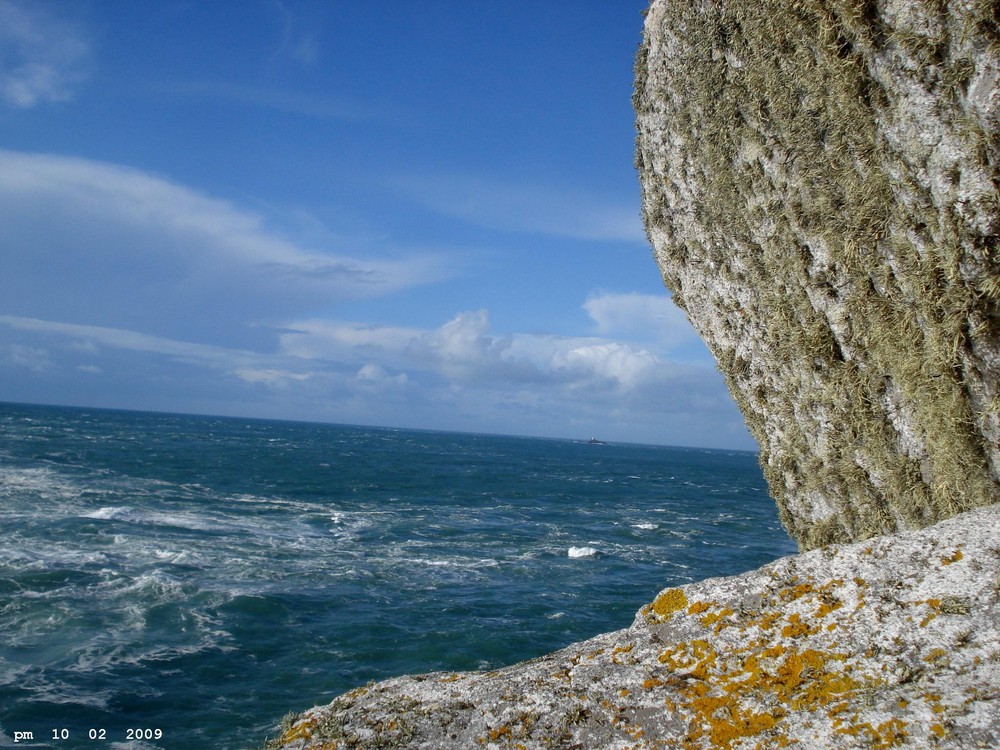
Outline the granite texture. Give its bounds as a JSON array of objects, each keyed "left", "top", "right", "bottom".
[{"left": 634, "top": 0, "right": 1000, "bottom": 549}]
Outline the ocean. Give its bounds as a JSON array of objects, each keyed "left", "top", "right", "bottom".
[{"left": 0, "top": 402, "right": 797, "bottom": 749}]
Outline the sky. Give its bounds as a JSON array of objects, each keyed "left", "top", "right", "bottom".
[{"left": 0, "top": 0, "right": 756, "bottom": 450}]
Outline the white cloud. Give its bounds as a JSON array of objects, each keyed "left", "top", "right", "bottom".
[
  {"left": 355, "top": 363, "right": 408, "bottom": 389},
  {"left": 0, "top": 149, "right": 450, "bottom": 340},
  {"left": 5, "top": 343, "right": 52, "bottom": 371},
  {"left": 0, "top": 0, "right": 90, "bottom": 108},
  {"left": 389, "top": 174, "right": 645, "bottom": 243},
  {"left": 0, "top": 315, "right": 285, "bottom": 377},
  {"left": 232, "top": 368, "right": 312, "bottom": 386},
  {"left": 284, "top": 309, "right": 682, "bottom": 393},
  {"left": 0, "top": 309, "right": 751, "bottom": 449},
  {"left": 552, "top": 342, "right": 659, "bottom": 390},
  {"left": 583, "top": 291, "right": 699, "bottom": 350}
]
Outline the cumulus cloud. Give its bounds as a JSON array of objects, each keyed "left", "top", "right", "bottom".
[
  {"left": 388, "top": 174, "right": 645, "bottom": 243},
  {"left": 283, "top": 309, "right": 680, "bottom": 393},
  {"left": 4, "top": 343, "right": 52, "bottom": 371},
  {"left": 552, "top": 342, "right": 660, "bottom": 390},
  {"left": 0, "top": 149, "right": 449, "bottom": 342},
  {"left": 0, "top": 0, "right": 90, "bottom": 108}
]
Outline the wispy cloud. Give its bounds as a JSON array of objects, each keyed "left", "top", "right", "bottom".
[
  {"left": 0, "top": 0, "right": 90, "bottom": 108},
  {"left": 0, "top": 316, "right": 264, "bottom": 371},
  {"left": 155, "top": 81, "right": 377, "bottom": 121},
  {"left": 388, "top": 174, "right": 645, "bottom": 243},
  {"left": 0, "top": 149, "right": 451, "bottom": 341}
]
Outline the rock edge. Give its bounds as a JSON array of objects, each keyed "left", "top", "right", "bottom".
[{"left": 264, "top": 504, "right": 1000, "bottom": 750}]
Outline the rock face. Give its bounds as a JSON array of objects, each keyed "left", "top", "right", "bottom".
[
  {"left": 634, "top": 0, "right": 1000, "bottom": 549},
  {"left": 264, "top": 504, "right": 1000, "bottom": 750}
]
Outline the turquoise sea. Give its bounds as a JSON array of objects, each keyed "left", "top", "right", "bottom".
[{"left": 0, "top": 402, "right": 797, "bottom": 749}]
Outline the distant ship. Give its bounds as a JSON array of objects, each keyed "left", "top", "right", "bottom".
[{"left": 586, "top": 437, "right": 606, "bottom": 445}]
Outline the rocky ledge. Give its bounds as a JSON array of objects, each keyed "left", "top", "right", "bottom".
[{"left": 264, "top": 503, "right": 999, "bottom": 750}]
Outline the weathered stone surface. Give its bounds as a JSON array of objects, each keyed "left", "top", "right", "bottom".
[
  {"left": 264, "top": 504, "right": 1000, "bottom": 750},
  {"left": 634, "top": 0, "right": 1000, "bottom": 549}
]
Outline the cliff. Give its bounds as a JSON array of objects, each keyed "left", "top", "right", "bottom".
[
  {"left": 635, "top": 0, "right": 1000, "bottom": 549},
  {"left": 265, "top": 505, "right": 1000, "bottom": 750}
]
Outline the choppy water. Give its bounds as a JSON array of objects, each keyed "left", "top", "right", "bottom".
[{"left": 0, "top": 402, "right": 796, "bottom": 749}]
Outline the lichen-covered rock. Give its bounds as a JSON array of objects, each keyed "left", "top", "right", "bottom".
[
  {"left": 263, "top": 504, "right": 1000, "bottom": 750},
  {"left": 634, "top": 0, "right": 1000, "bottom": 549}
]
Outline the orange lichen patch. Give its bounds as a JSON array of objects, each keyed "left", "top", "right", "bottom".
[
  {"left": 782, "top": 613, "right": 820, "bottom": 638},
  {"left": 687, "top": 600, "right": 712, "bottom": 615},
  {"left": 941, "top": 549, "right": 963, "bottom": 565},
  {"left": 778, "top": 581, "right": 816, "bottom": 602},
  {"left": 924, "top": 648, "right": 949, "bottom": 665},
  {"left": 650, "top": 625, "right": 871, "bottom": 750},
  {"left": 646, "top": 588, "right": 689, "bottom": 620},
  {"left": 613, "top": 644, "right": 635, "bottom": 654},
  {"left": 659, "top": 639, "right": 717, "bottom": 673},
  {"left": 278, "top": 715, "right": 319, "bottom": 744},
  {"left": 814, "top": 595, "right": 843, "bottom": 619},
  {"left": 915, "top": 598, "right": 943, "bottom": 627},
  {"left": 745, "top": 610, "right": 783, "bottom": 631},
  {"left": 836, "top": 718, "right": 908, "bottom": 748},
  {"left": 930, "top": 722, "right": 946, "bottom": 738},
  {"left": 700, "top": 606, "right": 736, "bottom": 632},
  {"left": 487, "top": 725, "right": 512, "bottom": 741}
]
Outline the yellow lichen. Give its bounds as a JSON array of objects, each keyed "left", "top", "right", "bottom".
[
  {"left": 700, "top": 606, "right": 736, "bottom": 631},
  {"left": 647, "top": 588, "right": 689, "bottom": 620},
  {"left": 941, "top": 549, "right": 963, "bottom": 565},
  {"left": 278, "top": 716, "right": 318, "bottom": 744},
  {"left": 782, "top": 612, "right": 819, "bottom": 638},
  {"left": 688, "top": 600, "right": 712, "bottom": 615}
]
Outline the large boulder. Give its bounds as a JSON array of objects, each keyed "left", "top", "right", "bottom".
[{"left": 634, "top": 0, "right": 1000, "bottom": 549}]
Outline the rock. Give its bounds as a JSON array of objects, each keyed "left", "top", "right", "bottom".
[
  {"left": 264, "top": 504, "right": 1000, "bottom": 750},
  {"left": 634, "top": 0, "right": 1000, "bottom": 549}
]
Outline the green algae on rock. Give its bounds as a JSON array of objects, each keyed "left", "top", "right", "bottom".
[{"left": 634, "top": 0, "right": 1000, "bottom": 549}]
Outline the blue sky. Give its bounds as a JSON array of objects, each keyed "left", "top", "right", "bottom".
[{"left": 0, "top": 0, "right": 754, "bottom": 449}]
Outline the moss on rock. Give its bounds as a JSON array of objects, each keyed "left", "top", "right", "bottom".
[{"left": 634, "top": 0, "right": 1000, "bottom": 549}]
